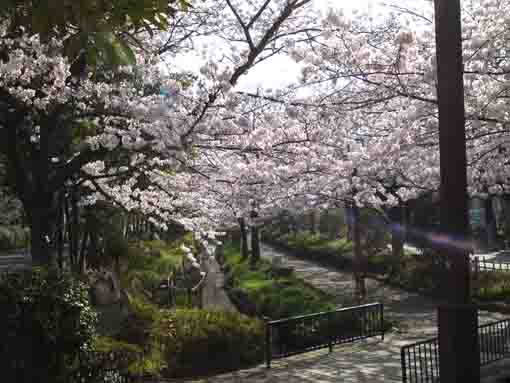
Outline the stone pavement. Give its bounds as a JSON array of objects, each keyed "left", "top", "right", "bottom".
[
  {"left": 183, "top": 244, "right": 509, "bottom": 383},
  {"left": 201, "top": 257, "right": 238, "bottom": 312}
]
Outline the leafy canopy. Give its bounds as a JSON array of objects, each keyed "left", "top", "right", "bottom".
[{"left": 0, "top": 0, "right": 192, "bottom": 66}]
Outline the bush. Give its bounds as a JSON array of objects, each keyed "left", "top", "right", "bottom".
[
  {"left": 475, "top": 271, "right": 510, "bottom": 302},
  {"left": 0, "top": 226, "right": 14, "bottom": 250},
  {"left": 162, "top": 308, "right": 264, "bottom": 378},
  {"left": 0, "top": 225, "right": 30, "bottom": 251},
  {"left": 0, "top": 267, "right": 99, "bottom": 383},
  {"left": 92, "top": 336, "right": 143, "bottom": 373},
  {"left": 224, "top": 244, "right": 336, "bottom": 319}
]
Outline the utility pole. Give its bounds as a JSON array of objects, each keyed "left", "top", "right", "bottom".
[{"left": 434, "top": 0, "right": 480, "bottom": 381}]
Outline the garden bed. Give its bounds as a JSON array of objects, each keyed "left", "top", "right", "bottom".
[
  {"left": 222, "top": 242, "right": 337, "bottom": 320},
  {"left": 267, "top": 230, "right": 510, "bottom": 308}
]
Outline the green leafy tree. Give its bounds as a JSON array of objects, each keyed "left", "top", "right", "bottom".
[{"left": 0, "top": 0, "right": 191, "bottom": 68}]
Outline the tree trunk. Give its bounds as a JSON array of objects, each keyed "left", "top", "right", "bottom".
[
  {"left": 389, "top": 205, "right": 404, "bottom": 275},
  {"left": 29, "top": 207, "right": 52, "bottom": 266},
  {"left": 434, "top": 0, "right": 480, "bottom": 381},
  {"left": 309, "top": 210, "right": 316, "bottom": 233},
  {"left": 485, "top": 196, "right": 497, "bottom": 251},
  {"left": 79, "top": 230, "right": 89, "bottom": 273},
  {"left": 251, "top": 225, "right": 260, "bottom": 267},
  {"left": 352, "top": 204, "right": 365, "bottom": 302},
  {"left": 56, "top": 193, "right": 65, "bottom": 271},
  {"left": 504, "top": 195, "right": 510, "bottom": 248},
  {"left": 71, "top": 188, "right": 80, "bottom": 271},
  {"left": 346, "top": 206, "right": 354, "bottom": 241},
  {"left": 239, "top": 218, "right": 249, "bottom": 260}
]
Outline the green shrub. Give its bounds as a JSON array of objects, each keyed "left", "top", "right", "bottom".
[
  {"left": 104, "top": 230, "right": 130, "bottom": 264},
  {"left": 0, "top": 225, "right": 30, "bottom": 251},
  {"left": 162, "top": 308, "right": 264, "bottom": 378},
  {"left": 92, "top": 336, "right": 143, "bottom": 373},
  {"left": 475, "top": 271, "right": 510, "bottom": 302},
  {"left": 224, "top": 244, "right": 336, "bottom": 319},
  {"left": 0, "top": 226, "right": 14, "bottom": 250},
  {"left": 0, "top": 267, "right": 99, "bottom": 383}
]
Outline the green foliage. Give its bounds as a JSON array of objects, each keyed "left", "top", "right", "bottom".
[
  {"left": 162, "top": 308, "right": 264, "bottom": 378},
  {"left": 0, "top": 0, "right": 191, "bottom": 68},
  {"left": 224, "top": 244, "right": 336, "bottom": 319},
  {"left": 114, "top": 294, "right": 167, "bottom": 377},
  {"left": 0, "top": 225, "right": 30, "bottom": 251},
  {"left": 0, "top": 267, "right": 99, "bottom": 383},
  {"left": 122, "top": 239, "right": 189, "bottom": 299},
  {"left": 279, "top": 231, "right": 353, "bottom": 256},
  {"left": 475, "top": 271, "right": 510, "bottom": 302},
  {"left": 92, "top": 336, "right": 143, "bottom": 375}
]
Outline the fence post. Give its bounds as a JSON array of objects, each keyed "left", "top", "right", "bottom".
[
  {"left": 328, "top": 310, "right": 333, "bottom": 353},
  {"left": 380, "top": 303, "right": 385, "bottom": 341},
  {"left": 401, "top": 347, "right": 407, "bottom": 383},
  {"left": 264, "top": 317, "right": 271, "bottom": 369}
]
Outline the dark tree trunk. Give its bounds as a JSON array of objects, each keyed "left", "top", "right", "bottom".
[
  {"left": 346, "top": 206, "right": 353, "bottom": 241},
  {"left": 327, "top": 210, "right": 336, "bottom": 240},
  {"left": 485, "top": 197, "right": 497, "bottom": 251},
  {"left": 238, "top": 218, "right": 249, "bottom": 260},
  {"left": 251, "top": 225, "right": 260, "bottom": 267},
  {"left": 71, "top": 188, "right": 80, "bottom": 271},
  {"left": 352, "top": 204, "right": 365, "bottom": 302},
  {"left": 79, "top": 230, "right": 89, "bottom": 273},
  {"left": 504, "top": 195, "right": 510, "bottom": 248},
  {"left": 434, "top": 0, "right": 480, "bottom": 381},
  {"left": 389, "top": 205, "right": 404, "bottom": 275},
  {"left": 56, "top": 192, "right": 65, "bottom": 270},
  {"left": 29, "top": 207, "right": 52, "bottom": 266},
  {"left": 250, "top": 210, "right": 260, "bottom": 267},
  {"left": 309, "top": 210, "right": 316, "bottom": 234}
]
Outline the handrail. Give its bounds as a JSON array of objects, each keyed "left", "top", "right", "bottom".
[
  {"left": 401, "top": 318, "right": 510, "bottom": 383},
  {"left": 265, "top": 302, "right": 384, "bottom": 368},
  {"left": 268, "top": 302, "right": 382, "bottom": 325}
]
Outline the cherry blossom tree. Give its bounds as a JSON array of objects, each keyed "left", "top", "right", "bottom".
[{"left": 0, "top": 0, "right": 319, "bottom": 266}]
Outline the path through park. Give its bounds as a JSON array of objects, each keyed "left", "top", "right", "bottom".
[
  {"left": 201, "top": 256, "right": 238, "bottom": 312},
  {"left": 185, "top": 244, "right": 510, "bottom": 383}
]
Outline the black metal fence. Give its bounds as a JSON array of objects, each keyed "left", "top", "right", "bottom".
[
  {"left": 472, "top": 256, "right": 510, "bottom": 273},
  {"left": 479, "top": 319, "right": 510, "bottom": 365},
  {"left": 401, "top": 318, "right": 510, "bottom": 383},
  {"left": 265, "top": 302, "right": 384, "bottom": 368},
  {"left": 401, "top": 337, "right": 439, "bottom": 383}
]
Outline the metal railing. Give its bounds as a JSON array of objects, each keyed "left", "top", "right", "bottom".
[
  {"left": 401, "top": 337, "right": 439, "bottom": 383},
  {"left": 472, "top": 256, "right": 510, "bottom": 273},
  {"left": 401, "top": 318, "right": 510, "bottom": 383},
  {"left": 479, "top": 319, "right": 510, "bottom": 365},
  {"left": 265, "top": 302, "right": 384, "bottom": 368}
]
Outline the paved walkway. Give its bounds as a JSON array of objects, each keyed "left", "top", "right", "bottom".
[
  {"left": 185, "top": 244, "right": 509, "bottom": 383},
  {"left": 201, "top": 257, "right": 237, "bottom": 312}
]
